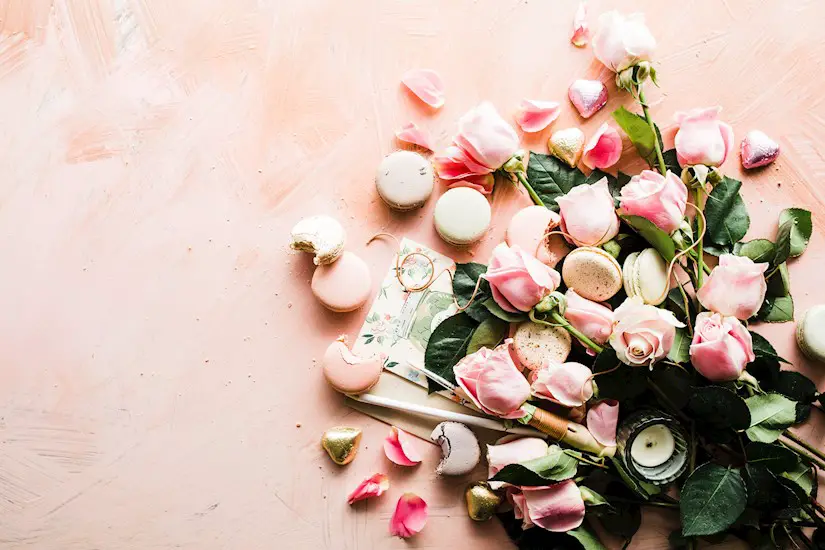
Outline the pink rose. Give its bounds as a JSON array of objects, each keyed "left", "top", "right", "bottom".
[
  {"left": 674, "top": 107, "right": 734, "bottom": 167},
  {"left": 697, "top": 254, "right": 768, "bottom": 320},
  {"left": 609, "top": 296, "right": 684, "bottom": 367},
  {"left": 510, "top": 481, "right": 586, "bottom": 532},
  {"left": 556, "top": 178, "right": 620, "bottom": 246},
  {"left": 487, "top": 437, "right": 549, "bottom": 478},
  {"left": 592, "top": 11, "right": 656, "bottom": 73},
  {"left": 690, "top": 312, "right": 755, "bottom": 382},
  {"left": 619, "top": 170, "right": 688, "bottom": 234},
  {"left": 530, "top": 361, "right": 594, "bottom": 407},
  {"left": 483, "top": 243, "right": 561, "bottom": 313},
  {"left": 564, "top": 289, "right": 614, "bottom": 347},
  {"left": 454, "top": 339, "right": 531, "bottom": 419}
]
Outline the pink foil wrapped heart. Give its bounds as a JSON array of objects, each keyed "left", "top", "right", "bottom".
[
  {"left": 740, "top": 130, "right": 780, "bottom": 169},
  {"left": 568, "top": 79, "right": 608, "bottom": 119}
]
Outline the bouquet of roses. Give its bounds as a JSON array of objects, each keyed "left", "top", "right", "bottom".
[{"left": 423, "top": 9, "right": 819, "bottom": 550}]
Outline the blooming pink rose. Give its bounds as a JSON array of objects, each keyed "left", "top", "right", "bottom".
[
  {"left": 454, "top": 339, "right": 531, "bottom": 419},
  {"left": 587, "top": 399, "right": 619, "bottom": 447},
  {"left": 556, "top": 178, "right": 620, "bottom": 246},
  {"left": 564, "top": 289, "right": 614, "bottom": 347},
  {"left": 390, "top": 493, "right": 428, "bottom": 538},
  {"left": 619, "top": 170, "right": 688, "bottom": 234},
  {"left": 487, "top": 437, "right": 549, "bottom": 478},
  {"left": 582, "top": 123, "right": 622, "bottom": 169},
  {"left": 483, "top": 243, "right": 561, "bottom": 313},
  {"left": 456, "top": 102, "right": 520, "bottom": 170},
  {"left": 592, "top": 11, "right": 656, "bottom": 72},
  {"left": 516, "top": 481, "right": 586, "bottom": 532},
  {"left": 697, "top": 254, "right": 768, "bottom": 320},
  {"left": 690, "top": 312, "right": 755, "bottom": 382},
  {"left": 610, "top": 296, "right": 685, "bottom": 367},
  {"left": 530, "top": 361, "right": 594, "bottom": 407},
  {"left": 674, "top": 107, "right": 734, "bottom": 167}
]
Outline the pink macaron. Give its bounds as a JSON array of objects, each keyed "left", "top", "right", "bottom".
[
  {"left": 311, "top": 251, "right": 372, "bottom": 312},
  {"left": 506, "top": 205, "right": 570, "bottom": 267}
]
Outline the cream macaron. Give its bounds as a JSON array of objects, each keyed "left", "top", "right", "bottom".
[
  {"left": 290, "top": 215, "right": 346, "bottom": 265},
  {"left": 434, "top": 187, "right": 492, "bottom": 246},
  {"left": 512, "top": 321, "right": 573, "bottom": 370},
  {"left": 623, "top": 248, "right": 671, "bottom": 306},
  {"left": 506, "top": 205, "right": 570, "bottom": 267},
  {"left": 375, "top": 150, "right": 435, "bottom": 211},
  {"left": 311, "top": 251, "right": 372, "bottom": 312},
  {"left": 562, "top": 246, "right": 623, "bottom": 302},
  {"left": 797, "top": 305, "right": 825, "bottom": 363}
]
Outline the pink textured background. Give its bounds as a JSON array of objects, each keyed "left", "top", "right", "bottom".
[{"left": 1, "top": 0, "right": 823, "bottom": 548}]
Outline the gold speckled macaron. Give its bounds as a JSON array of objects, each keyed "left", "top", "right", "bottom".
[
  {"left": 513, "top": 321, "right": 572, "bottom": 370},
  {"left": 796, "top": 305, "right": 825, "bottom": 363},
  {"left": 562, "top": 246, "right": 623, "bottom": 302}
]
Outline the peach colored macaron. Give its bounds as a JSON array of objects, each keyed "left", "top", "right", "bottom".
[
  {"left": 311, "top": 251, "right": 372, "bottom": 312},
  {"left": 322, "top": 336, "right": 385, "bottom": 394},
  {"left": 505, "top": 205, "right": 570, "bottom": 267}
]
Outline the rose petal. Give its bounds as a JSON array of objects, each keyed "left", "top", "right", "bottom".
[
  {"left": 401, "top": 69, "right": 445, "bottom": 108},
  {"left": 582, "top": 123, "right": 622, "bottom": 169},
  {"left": 487, "top": 437, "right": 549, "bottom": 477},
  {"left": 383, "top": 426, "right": 423, "bottom": 466},
  {"left": 347, "top": 473, "right": 390, "bottom": 505},
  {"left": 395, "top": 122, "right": 434, "bottom": 151},
  {"left": 531, "top": 362, "right": 594, "bottom": 407},
  {"left": 515, "top": 99, "right": 562, "bottom": 133},
  {"left": 522, "top": 480, "right": 585, "bottom": 532},
  {"left": 433, "top": 144, "right": 492, "bottom": 180},
  {"left": 446, "top": 173, "right": 496, "bottom": 195},
  {"left": 390, "top": 493, "right": 428, "bottom": 538},
  {"left": 586, "top": 399, "right": 619, "bottom": 447},
  {"left": 570, "top": 2, "right": 589, "bottom": 47}
]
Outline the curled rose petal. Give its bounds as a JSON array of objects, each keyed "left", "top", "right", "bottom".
[
  {"left": 531, "top": 361, "right": 594, "bottom": 407},
  {"left": 586, "top": 399, "right": 619, "bottom": 447},
  {"left": 582, "top": 123, "right": 622, "bottom": 169},
  {"left": 570, "top": 3, "right": 589, "bottom": 47},
  {"left": 522, "top": 480, "right": 586, "bottom": 532},
  {"left": 390, "top": 493, "right": 428, "bottom": 538},
  {"left": 396, "top": 122, "right": 434, "bottom": 151},
  {"left": 401, "top": 69, "right": 445, "bottom": 108},
  {"left": 515, "top": 99, "right": 561, "bottom": 133},
  {"left": 347, "top": 473, "right": 390, "bottom": 505},
  {"left": 446, "top": 173, "right": 496, "bottom": 195},
  {"left": 383, "top": 426, "right": 423, "bottom": 466},
  {"left": 433, "top": 144, "right": 492, "bottom": 180},
  {"left": 508, "top": 488, "right": 534, "bottom": 529}
]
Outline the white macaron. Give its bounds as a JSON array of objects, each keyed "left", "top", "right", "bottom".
[
  {"left": 797, "top": 305, "right": 825, "bottom": 363},
  {"left": 622, "top": 248, "right": 671, "bottom": 306},
  {"left": 376, "top": 151, "right": 434, "bottom": 211},
  {"left": 433, "top": 187, "right": 492, "bottom": 246}
]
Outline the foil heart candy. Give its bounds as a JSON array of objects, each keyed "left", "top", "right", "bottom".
[
  {"left": 568, "top": 79, "right": 608, "bottom": 119},
  {"left": 740, "top": 130, "right": 780, "bottom": 169},
  {"left": 548, "top": 127, "right": 585, "bottom": 168},
  {"left": 321, "top": 426, "right": 362, "bottom": 465},
  {"left": 465, "top": 482, "right": 501, "bottom": 522}
]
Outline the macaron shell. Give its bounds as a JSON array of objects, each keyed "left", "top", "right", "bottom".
[
  {"left": 322, "top": 339, "right": 385, "bottom": 394},
  {"left": 376, "top": 150, "right": 434, "bottom": 211},
  {"left": 797, "top": 305, "right": 825, "bottom": 363},
  {"left": 434, "top": 187, "right": 492, "bottom": 245},
  {"left": 513, "top": 321, "right": 573, "bottom": 370},
  {"left": 311, "top": 251, "right": 372, "bottom": 312},
  {"left": 562, "top": 247, "right": 623, "bottom": 302},
  {"left": 635, "top": 248, "right": 669, "bottom": 305},
  {"left": 506, "top": 205, "right": 570, "bottom": 267},
  {"left": 622, "top": 252, "right": 639, "bottom": 298}
]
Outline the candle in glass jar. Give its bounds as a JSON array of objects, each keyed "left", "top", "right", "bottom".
[{"left": 629, "top": 424, "right": 675, "bottom": 467}]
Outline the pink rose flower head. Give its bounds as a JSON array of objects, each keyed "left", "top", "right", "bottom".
[
  {"left": 697, "top": 254, "right": 768, "bottom": 320},
  {"left": 483, "top": 243, "right": 561, "bottom": 313},
  {"left": 455, "top": 101, "right": 520, "bottom": 172},
  {"left": 564, "top": 289, "right": 614, "bottom": 347},
  {"left": 395, "top": 122, "right": 434, "bottom": 151},
  {"left": 401, "top": 69, "right": 445, "bottom": 108},
  {"left": 592, "top": 11, "right": 656, "bottom": 73},
  {"left": 570, "top": 2, "right": 589, "bottom": 47},
  {"left": 556, "top": 178, "right": 620, "bottom": 247},
  {"left": 509, "top": 488, "right": 534, "bottom": 529},
  {"left": 690, "top": 312, "right": 755, "bottom": 382},
  {"left": 582, "top": 123, "right": 622, "bottom": 169},
  {"left": 515, "top": 99, "right": 561, "bottom": 133},
  {"left": 347, "top": 473, "right": 390, "bottom": 505},
  {"left": 530, "top": 361, "right": 594, "bottom": 407},
  {"left": 522, "top": 480, "right": 586, "bottom": 532},
  {"left": 674, "top": 106, "right": 734, "bottom": 167},
  {"left": 390, "top": 493, "right": 428, "bottom": 538},
  {"left": 383, "top": 426, "right": 423, "bottom": 466},
  {"left": 586, "top": 399, "right": 619, "bottom": 447},
  {"left": 487, "top": 437, "right": 549, "bottom": 477},
  {"left": 434, "top": 144, "right": 490, "bottom": 180},
  {"left": 453, "top": 339, "right": 531, "bottom": 419},
  {"left": 609, "top": 296, "right": 685, "bottom": 367},
  {"left": 619, "top": 170, "right": 688, "bottom": 234}
]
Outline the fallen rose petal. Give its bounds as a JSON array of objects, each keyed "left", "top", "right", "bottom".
[
  {"left": 570, "top": 3, "right": 589, "bottom": 47},
  {"left": 401, "top": 69, "right": 445, "bottom": 108},
  {"left": 396, "top": 122, "right": 434, "bottom": 151},
  {"left": 582, "top": 123, "right": 622, "bottom": 169},
  {"left": 390, "top": 493, "right": 428, "bottom": 538},
  {"left": 515, "top": 99, "right": 562, "bottom": 133},
  {"left": 347, "top": 473, "right": 390, "bottom": 505},
  {"left": 446, "top": 173, "right": 496, "bottom": 195},
  {"left": 586, "top": 399, "right": 619, "bottom": 447},
  {"left": 523, "top": 480, "right": 586, "bottom": 532},
  {"left": 383, "top": 426, "right": 423, "bottom": 466}
]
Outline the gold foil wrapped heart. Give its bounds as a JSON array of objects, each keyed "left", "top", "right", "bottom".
[
  {"left": 548, "top": 128, "right": 585, "bottom": 168},
  {"left": 321, "top": 427, "right": 362, "bottom": 465},
  {"left": 464, "top": 482, "right": 501, "bottom": 522}
]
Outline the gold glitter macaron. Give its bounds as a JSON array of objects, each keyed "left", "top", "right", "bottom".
[
  {"left": 321, "top": 427, "right": 362, "bottom": 465},
  {"left": 562, "top": 246, "right": 623, "bottom": 302}
]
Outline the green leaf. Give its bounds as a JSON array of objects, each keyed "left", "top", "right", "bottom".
[
  {"left": 423, "top": 313, "right": 478, "bottom": 393},
  {"left": 749, "top": 331, "right": 790, "bottom": 364},
  {"left": 687, "top": 386, "right": 751, "bottom": 431},
  {"left": 766, "top": 262, "right": 791, "bottom": 298},
  {"left": 773, "top": 218, "right": 794, "bottom": 267},
  {"left": 466, "top": 316, "right": 508, "bottom": 355},
  {"left": 745, "top": 442, "right": 799, "bottom": 473},
  {"left": 662, "top": 148, "right": 681, "bottom": 174},
  {"left": 567, "top": 526, "right": 607, "bottom": 550},
  {"left": 779, "top": 208, "right": 813, "bottom": 257},
  {"left": 610, "top": 457, "right": 660, "bottom": 500},
  {"left": 667, "top": 327, "right": 690, "bottom": 363},
  {"left": 612, "top": 107, "right": 658, "bottom": 167},
  {"left": 735, "top": 239, "right": 775, "bottom": 263},
  {"left": 680, "top": 463, "right": 747, "bottom": 537},
  {"left": 483, "top": 297, "right": 528, "bottom": 323},
  {"left": 579, "top": 486, "right": 609, "bottom": 507},
  {"left": 745, "top": 464, "right": 793, "bottom": 511},
  {"left": 774, "top": 370, "right": 818, "bottom": 422},
  {"left": 526, "top": 153, "right": 608, "bottom": 212},
  {"left": 781, "top": 462, "right": 814, "bottom": 496},
  {"left": 453, "top": 263, "right": 492, "bottom": 322},
  {"left": 622, "top": 215, "right": 676, "bottom": 262},
  {"left": 491, "top": 445, "right": 577, "bottom": 486},
  {"left": 745, "top": 393, "right": 798, "bottom": 443},
  {"left": 704, "top": 177, "right": 750, "bottom": 252},
  {"left": 755, "top": 295, "right": 794, "bottom": 323},
  {"left": 650, "top": 366, "right": 695, "bottom": 409}
]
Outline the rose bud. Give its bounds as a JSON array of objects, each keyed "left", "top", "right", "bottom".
[
  {"left": 510, "top": 480, "right": 586, "bottom": 532},
  {"left": 697, "top": 254, "right": 769, "bottom": 320},
  {"left": 556, "top": 178, "right": 620, "bottom": 247},
  {"left": 453, "top": 339, "right": 531, "bottom": 419},
  {"left": 530, "top": 361, "right": 594, "bottom": 407},
  {"left": 674, "top": 106, "right": 734, "bottom": 167},
  {"left": 592, "top": 11, "right": 656, "bottom": 73},
  {"left": 618, "top": 170, "right": 688, "bottom": 234},
  {"left": 487, "top": 437, "right": 549, "bottom": 478},
  {"left": 563, "top": 289, "right": 614, "bottom": 347},
  {"left": 609, "top": 296, "right": 684, "bottom": 367},
  {"left": 690, "top": 312, "right": 755, "bottom": 382},
  {"left": 483, "top": 243, "right": 561, "bottom": 313}
]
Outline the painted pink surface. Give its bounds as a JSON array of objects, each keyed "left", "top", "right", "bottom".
[{"left": 0, "top": 0, "right": 823, "bottom": 548}]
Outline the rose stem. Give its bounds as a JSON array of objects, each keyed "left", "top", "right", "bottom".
[
  {"left": 779, "top": 439, "right": 825, "bottom": 471},
  {"left": 563, "top": 449, "right": 609, "bottom": 470},
  {"left": 607, "top": 496, "right": 679, "bottom": 509},
  {"left": 544, "top": 310, "right": 604, "bottom": 354},
  {"left": 637, "top": 86, "right": 667, "bottom": 176},
  {"left": 515, "top": 171, "right": 545, "bottom": 208},
  {"left": 693, "top": 186, "right": 707, "bottom": 289},
  {"left": 784, "top": 431, "right": 825, "bottom": 465}
]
